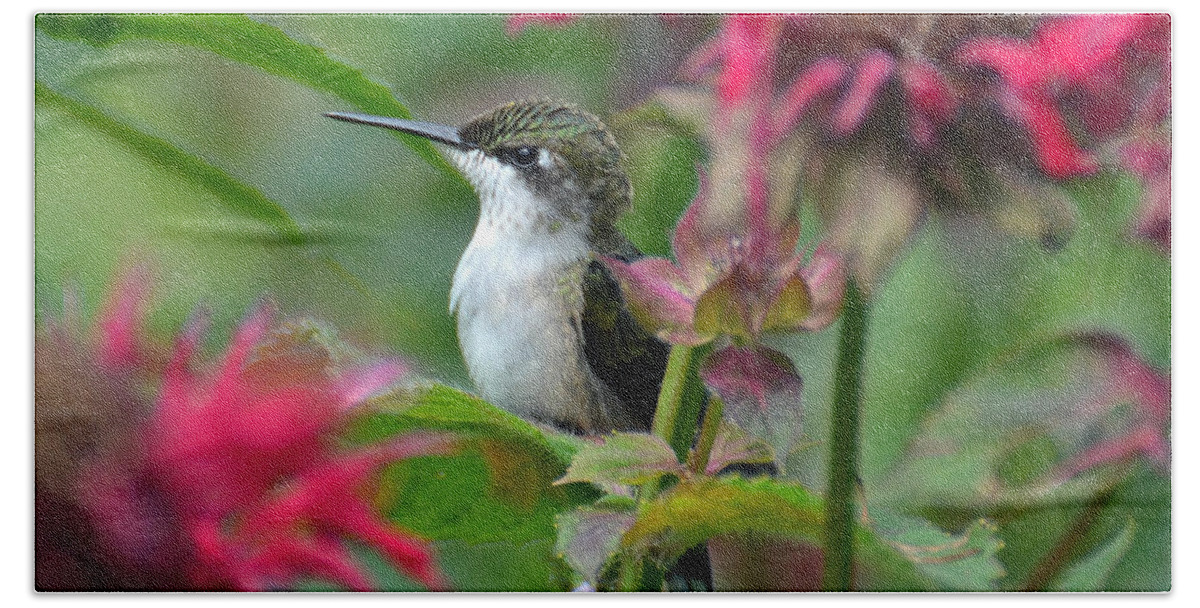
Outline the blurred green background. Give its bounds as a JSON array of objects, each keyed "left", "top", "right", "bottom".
[{"left": 34, "top": 14, "right": 1169, "bottom": 590}]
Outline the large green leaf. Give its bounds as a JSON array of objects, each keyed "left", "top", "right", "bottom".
[
  {"left": 874, "top": 334, "right": 1168, "bottom": 511},
  {"left": 351, "top": 383, "right": 585, "bottom": 476},
  {"left": 344, "top": 383, "right": 594, "bottom": 591}
]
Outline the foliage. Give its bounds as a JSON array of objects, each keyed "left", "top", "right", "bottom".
[{"left": 35, "top": 13, "right": 1169, "bottom": 592}]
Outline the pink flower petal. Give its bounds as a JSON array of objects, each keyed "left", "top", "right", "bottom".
[
  {"left": 898, "top": 59, "right": 959, "bottom": 146},
  {"left": 717, "top": 14, "right": 781, "bottom": 107},
  {"left": 95, "top": 266, "right": 152, "bottom": 370},
  {"left": 798, "top": 245, "right": 846, "bottom": 332},
  {"left": 773, "top": 57, "right": 849, "bottom": 137},
  {"left": 1054, "top": 426, "right": 1167, "bottom": 481},
  {"left": 1004, "top": 87, "right": 1099, "bottom": 179},
  {"left": 603, "top": 256, "right": 705, "bottom": 345},
  {"left": 1121, "top": 140, "right": 1171, "bottom": 178},
  {"left": 957, "top": 38, "right": 1039, "bottom": 87},
  {"left": 899, "top": 60, "right": 959, "bottom": 122},
  {"left": 831, "top": 50, "right": 896, "bottom": 136},
  {"left": 241, "top": 535, "right": 374, "bottom": 591},
  {"left": 1032, "top": 14, "right": 1145, "bottom": 82},
  {"left": 209, "top": 302, "right": 276, "bottom": 411}
]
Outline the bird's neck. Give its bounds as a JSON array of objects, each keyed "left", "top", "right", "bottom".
[{"left": 450, "top": 187, "right": 592, "bottom": 315}]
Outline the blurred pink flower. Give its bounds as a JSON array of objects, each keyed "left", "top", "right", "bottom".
[
  {"left": 609, "top": 15, "right": 846, "bottom": 468},
  {"left": 606, "top": 170, "right": 844, "bottom": 347},
  {"left": 657, "top": 13, "right": 1171, "bottom": 278},
  {"left": 609, "top": 15, "right": 844, "bottom": 348},
  {"left": 958, "top": 14, "right": 1169, "bottom": 179},
  {"left": 39, "top": 271, "right": 454, "bottom": 590}
]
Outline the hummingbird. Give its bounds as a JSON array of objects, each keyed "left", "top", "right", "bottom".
[{"left": 326, "top": 100, "right": 668, "bottom": 435}]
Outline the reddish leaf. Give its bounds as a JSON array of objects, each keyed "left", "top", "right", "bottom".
[{"left": 700, "top": 346, "right": 804, "bottom": 465}]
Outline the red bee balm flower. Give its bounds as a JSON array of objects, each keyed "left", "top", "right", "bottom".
[
  {"left": 40, "top": 272, "right": 454, "bottom": 591},
  {"left": 138, "top": 305, "right": 452, "bottom": 590}
]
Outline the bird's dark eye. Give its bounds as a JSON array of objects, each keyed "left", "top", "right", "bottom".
[{"left": 507, "top": 146, "right": 539, "bottom": 168}]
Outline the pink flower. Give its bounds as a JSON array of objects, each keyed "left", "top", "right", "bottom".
[
  {"left": 958, "top": 14, "right": 1169, "bottom": 179},
  {"left": 612, "top": 15, "right": 845, "bottom": 347},
  {"left": 605, "top": 170, "right": 844, "bottom": 347},
  {"left": 40, "top": 271, "right": 454, "bottom": 590}
]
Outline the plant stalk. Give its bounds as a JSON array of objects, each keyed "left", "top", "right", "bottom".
[
  {"left": 651, "top": 344, "right": 695, "bottom": 445},
  {"left": 689, "top": 395, "right": 726, "bottom": 475},
  {"left": 822, "top": 278, "right": 869, "bottom": 591},
  {"left": 1021, "top": 487, "right": 1115, "bottom": 591},
  {"left": 617, "top": 343, "right": 695, "bottom": 591}
]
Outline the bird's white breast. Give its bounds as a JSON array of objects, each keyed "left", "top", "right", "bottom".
[{"left": 448, "top": 151, "right": 605, "bottom": 429}]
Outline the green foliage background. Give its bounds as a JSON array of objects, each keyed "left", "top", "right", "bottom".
[{"left": 35, "top": 14, "right": 1169, "bottom": 591}]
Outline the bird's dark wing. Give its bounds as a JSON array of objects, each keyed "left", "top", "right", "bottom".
[
  {"left": 581, "top": 257, "right": 718, "bottom": 591},
  {"left": 580, "top": 257, "right": 668, "bottom": 433}
]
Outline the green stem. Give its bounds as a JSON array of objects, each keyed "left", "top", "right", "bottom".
[
  {"left": 651, "top": 344, "right": 695, "bottom": 444},
  {"left": 689, "top": 396, "right": 725, "bottom": 475},
  {"left": 1021, "top": 487, "right": 1116, "bottom": 591},
  {"left": 617, "top": 343, "right": 695, "bottom": 591},
  {"left": 822, "top": 279, "right": 869, "bottom": 591}
]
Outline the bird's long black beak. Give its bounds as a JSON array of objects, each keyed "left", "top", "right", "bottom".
[{"left": 324, "top": 111, "right": 474, "bottom": 150}]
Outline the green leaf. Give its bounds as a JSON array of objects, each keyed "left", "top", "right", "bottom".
[
  {"left": 625, "top": 476, "right": 1004, "bottom": 591},
  {"left": 345, "top": 383, "right": 593, "bottom": 591},
  {"left": 865, "top": 506, "right": 1006, "bottom": 591},
  {"left": 875, "top": 334, "right": 1168, "bottom": 511},
  {"left": 623, "top": 477, "right": 824, "bottom": 560},
  {"left": 354, "top": 383, "right": 583, "bottom": 466},
  {"left": 35, "top": 13, "right": 455, "bottom": 175},
  {"left": 1049, "top": 517, "right": 1137, "bottom": 591},
  {"left": 35, "top": 80, "right": 305, "bottom": 245},
  {"left": 556, "top": 433, "right": 686, "bottom": 487}
]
